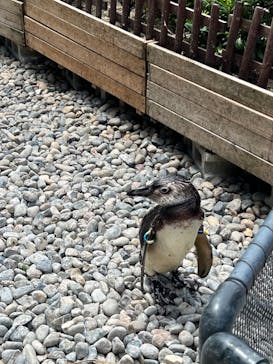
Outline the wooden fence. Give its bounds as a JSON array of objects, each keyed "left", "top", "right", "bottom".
[
  {"left": 1, "top": 0, "right": 273, "bottom": 186},
  {"left": 147, "top": 43, "right": 273, "bottom": 186},
  {"left": 61, "top": 0, "right": 273, "bottom": 89},
  {"left": 24, "top": 0, "right": 147, "bottom": 112},
  {"left": 0, "top": 0, "right": 24, "bottom": 45}
]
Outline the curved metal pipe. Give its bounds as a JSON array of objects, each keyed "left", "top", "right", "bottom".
[
  {"left": 199, "top": 209, "right": 273, "bottom": 362},
  {"left": 200, "top": 332, "right": 269, "bottom": 364}
]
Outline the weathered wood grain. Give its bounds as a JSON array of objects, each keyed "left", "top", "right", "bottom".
[
  {"left": 25, "top": 33, "right": 145, "bottom": 112},
  {"left": 24, "top": 4, "right": 145, "bottom": 76},
  {"left": 25, "top": 17, "right": 145, "bottom": 95},
  {"left": 0, "top": 8, "right": 23, "bottom": 30},
  {"left": 148, "top": 43, "right": 273, "bottom": 118},
  {"left": 147, "top": 81, "right": 271, "bottom": 161},
  {"left": 149, "top": 64, "right": 273, "bottom": 140},
  {"left": 0, "top": 21, "right": 24, "bottom": 44},
  {"left": 147, "top": 100, "right": 273, "bottom": 186},
  {"left": 0, "top": 0, "right": 23, "bottom": 15},
  {"left": 25, "top": 0, "right": 146, "bottom": 58}
]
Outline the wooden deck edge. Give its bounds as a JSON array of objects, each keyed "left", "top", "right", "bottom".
[
  {"left": 25, "top": 0, "right": 147, "bottom": 59},
  {"left": 147, "top": 43, "right": 273, "bottom": 119},
  {"left": 0, "top": 0, "right": 23, "bottom": 16},
  {"left": 0, "top": 21, "right": 24, "bottom": 45},
  {"left": 24, "top": 17, "right": 146, "bottom": 95},
  {"left": 147, "top": 80, "right": 271, "bottom": 162},
  {"left": 147, "top": 100, "right": 273, "bottom": 186},
  {"left": 149, "top": 63, "right": 273, "bottom": 140},
  {"left": 24, "top": 3, "right": 146, "bottom": 77},
  {"left": 26, "top": 33, "right": 146, "bottom": 112}
]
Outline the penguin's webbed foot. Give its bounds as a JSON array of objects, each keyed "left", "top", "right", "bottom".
[
  {"left": 148, "top": 275, "right": 177, "bottom": 305},
  {"left": 146, "top": 271, "right": 202, "bottom": 306},
  {"left": 170, "top": 270, "right": 201, "bottom": 291}
]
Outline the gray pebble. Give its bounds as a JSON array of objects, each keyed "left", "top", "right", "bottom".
[
  {"left": 141, "top": 343, "right": 159, "bottom": 359},
  {"left": 75, "top": 342, "right": 89, "bottom": 359},
  {"left": 102, "top": 298, "right": 119, "bottom": 316},
  {"left": 91, "top": 288, "right": 106, "bottom": 303},
  {"left": 112, "top": 336, "right": 125, "bottom": 354},
  {"left": 0, "top": 269, "right": 15, "bottom": 281},
  {"left": 95, "top": 338, "right": 112, "bottom": 354},
  {"left": 44, "top": 332, "right": 60, "bottom": 347},
  {"left": 29, "top": 252, "right": 52, "bottom": 273},
  {"left": 178, "top": 330, "right": 194, "bottom": 347},
  {"left": 108, "top": 326, "right": 128, "bottom": 341},
  {"left": 105, "top": 225, "right": 122, "bottom": 239},
  {"left": 126, "top": 342, "right": 141, "bottom": 359},
  {"left": 118, "top": 354, "right": 134, "bottom": 364},
  {"left": 0, "top": 287, "right": 14, "bottom": 305}
]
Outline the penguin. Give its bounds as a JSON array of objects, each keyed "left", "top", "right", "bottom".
[{"left": 128, "top": 175, "right": 212, "bottom": 291}]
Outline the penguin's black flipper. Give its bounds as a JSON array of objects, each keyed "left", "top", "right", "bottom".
[
  {"left": 139, "top": 205, "right": 163, "bottom": 248},
  {"left": 194, "top": 231, "right": 212, "bottom": 278},
  {"left": 138, "top": 206, "right": 163, "bottom": 291}
]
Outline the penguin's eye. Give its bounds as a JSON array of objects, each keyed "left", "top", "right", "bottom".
[{"left": 160, "top": 186, "right": 169, "bottom": 194}]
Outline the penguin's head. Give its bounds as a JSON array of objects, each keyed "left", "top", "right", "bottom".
[{"left": 128, "top": 175, "right": 200, "bottom": 206}]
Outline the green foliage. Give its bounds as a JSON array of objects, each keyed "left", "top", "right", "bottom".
[
  {"left": 182, "top": 0, "right": 272, "bottom": 62},
  {"left": 201, "top": 0, "right": 235, "bottom": 20}
]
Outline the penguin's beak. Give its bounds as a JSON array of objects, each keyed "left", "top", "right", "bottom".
[{"left": 128, "top": 185, "right": 153, "bottom": 197}]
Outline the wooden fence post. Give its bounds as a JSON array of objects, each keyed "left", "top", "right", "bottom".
[
  {"left": 222, "top": 2, "right": 243, "bottom": 73},
  {"left": 159, "top": 0, "right": 170, "bottom": 46},
  {"left": 238, "top": 6, "right": 264, "bottom": 80},
  {"left": 257, "top": 17, "right": 273, "bottom": 88},
  {"left": 174, "top": 0, "right": 187, "bottom": 53},
  {"left": 190, "top": 0, "right": 202, "bottom": 59},
  {"left": 146, "top": 0, "right": 155, "bottom": 40},
  {"left": 205, "top": 3, "right": 220, "bottom": 67}
]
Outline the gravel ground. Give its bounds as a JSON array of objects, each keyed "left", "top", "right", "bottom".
[{"left": 0, "top": 43, "right": 271, "bottom": 364}]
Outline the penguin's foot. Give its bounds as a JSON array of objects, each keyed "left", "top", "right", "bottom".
[
  {"left": 170, "top": 270, "right": 201, "bottom": 291},
  {"left": 148, "top": 275, "right": 177, "bottom": 305},
  {"left": 146, "top": 271, "right": 202, "bottom": 306},
  {"left": 169, "top": 270, "right": 202, "bottom": 306}
]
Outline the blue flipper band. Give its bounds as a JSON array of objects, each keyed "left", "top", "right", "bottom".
[{"left": 144, "top": 231, "right": 155, "bottom": 245}]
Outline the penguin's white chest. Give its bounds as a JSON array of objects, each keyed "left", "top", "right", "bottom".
[{"left": 144, "top": 219, "right": 201, "bottom": 275}]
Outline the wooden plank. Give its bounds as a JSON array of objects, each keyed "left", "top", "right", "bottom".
[
  {"left": 159, "top": 0, "right": 170, "bottom": 47},
  {"left": 24, "top": 3, "right": 145, "bottom": 76},
  {"left": 0, "top": 21, "right": 24, "bottom": 45},
  {"left": 109, "top": 0, "right": 117, "bottom": 24},
  {"left": 238, "top": 7, "right": 264, "bottom": 80},
  {"left": 25, "top": 33, "right": 145, "bottom": 112},
  {"left": 190, "top": 0, "right": 202, "bottom": 59},
  {"left": 25, "top": 17, "right": 145, "bottom": 95},
  {"left": 146, "top": 0, "right": 156, "bottom": 40},
  {"left": 122, "top": 0, "right": 131, "bottom": 29},
  {"left": 205, "top": 3, "right": 219, "bottom": 67},
  {"left": 174, "top": 0, "right": 187, "bottom": 53},
  {"left": 222, "top": 2, "right": 243, "bottom": 73},
  {"left": 0, "top": 8, "right": 23, "bottom": 30},
  {"left": 86, "top": 0, "right": 92, "bottom": 13},
  {"left": 134, "top": 0, "right": 144, "bottom": 36},
  {"left": 0, "top": 0, "right": 23, "bottom": 15},
  {"left": 147, "top": 81, "right": 271, "bottom": 160},
  {"left": 149, "top": 64, "right": 273, "bottom": 140},
  {"left": 147, "top": 100, "right": 273, "bottom": 186},
  {"left": 257, "top": 17, "right": 273, "bottom": 88},
  {"left": 95, "top": 0, "right": 102, "bottom": 18},
  {"left": 25, "top": 0, "right": 146, "bottom": 59},
  {"left": 147, "top": 43, "right": 273, "bottom": 118}
]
